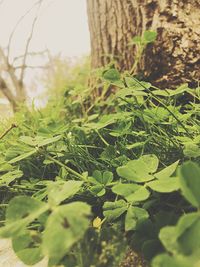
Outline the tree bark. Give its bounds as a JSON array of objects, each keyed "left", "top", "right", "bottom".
[{"left": 87, "top": 0, "right": 200, "bottom": 88}]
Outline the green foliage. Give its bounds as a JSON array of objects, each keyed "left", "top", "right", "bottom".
[
  {"left": 132, "top": 30, "right": 157, "bottom": 45},
  {"left": 179, "top": 162, "right": 200, "bottom": 207},
  {"left": 0, "top": 56, "right": 200, "bottom": 266},
  {"left": 43, "top": 202, "right": 91, "bottom": 266},
  {"left": 130, "top": 30, "right": 157, "bottom": 74},
  {"left": 103, "top": 68, "right": 121, "bottom": 82}
]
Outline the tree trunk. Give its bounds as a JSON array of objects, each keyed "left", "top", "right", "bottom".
[
  {"left": 87, "top": 0, "right": 200, "bottom": 88},
  {"left": 0, "top": 77, "right": 18, "bottom": 112}
]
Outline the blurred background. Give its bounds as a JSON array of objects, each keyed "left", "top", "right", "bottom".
[{"left": 0, "top": 0, "right": 90, "bottom": 117}]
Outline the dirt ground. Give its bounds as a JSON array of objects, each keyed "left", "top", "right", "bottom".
[{"left": 120, "top": 249, "right": 148, "bottom": 267}]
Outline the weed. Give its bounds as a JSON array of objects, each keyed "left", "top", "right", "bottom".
[{"left": 0, "top": 54, "right": 199, "bottom": 266}]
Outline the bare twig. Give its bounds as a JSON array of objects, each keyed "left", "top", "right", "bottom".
[
  {"left": 7, "top": 0, "right": 42, "bottom": 62},
  {"left": 20, "top": 0, "right": 43, "bottom": 83},
  {"left": 14, "top": 64, "right": 49, "bottom": 70},
  {"left": 12, "top": 49, "right": 48, "bottom": 63},
  {"left": 0, "top": 124, "right": 17, "bottom": 140}
]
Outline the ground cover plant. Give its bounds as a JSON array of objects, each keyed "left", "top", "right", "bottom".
[{"left": 0, "top": 62, "right": 200, "bottom": 267}]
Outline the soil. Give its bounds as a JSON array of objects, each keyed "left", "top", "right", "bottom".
[{"left": 120, "top": 249, "right": 148, "bottom": 267}]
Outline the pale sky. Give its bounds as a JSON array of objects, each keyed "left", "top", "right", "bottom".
[{"left": 0, "top": 0, "right": 90, "bottom": 59}]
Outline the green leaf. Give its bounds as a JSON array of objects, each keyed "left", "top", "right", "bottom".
[
  {"left": 143, "top": 31, "right": 157, "bottom": 43},
  {"left": 183, "top": 143, "right": 200, "bottom": 158},
  {"left": 103, "top": 200, "right": 127, "bottom": 221},
  {"left": 124, "top": 77, "right": 151, "bottom": 89},
  {"left": 131, "top": 36, "right": 142, "bottom": 44},
  {"left": 159, "top": 213, "right": 200, "bottom": 256},
  {"left": 42, "top": 202, "right": 91, "bottom": 266},
  {"left": 112, "top": 183, "right": 141, "bottom": 197},
  {"left": 20, "top": 135, "right": 62, "bottom": 147},
  {"left": 140, "top": 154, "right": 159, "bottom": 173},
  {"left": 47, "top": 180, "right": 83, "bottom": 206},
  {"left": 155, "top": 160, "right": 179, "bottom": 180},
  {"left": 102, "top": 171, "right": 113, "bottom": 184},
  {"left": 169, "top": 84, "right": 188, "bottom": 96},
  {"left": 90, "top": 170, "right": 102, "bottom": 184},
  {"left": 126, "top": 187, "right": 150, "bottom": 202},
  {"left": 91, "top": 170, "right": 113, "bottom": 185},
  {"left": 6, "top": 197, "right": 47, "bottom": 223},
  {"left": 147, "top": 177, "right": 180, "bottom": 193},
  {"left": 116, "top": 88, "right": 147, "bottom": 98},
  {"left": 0, "top": 196, "right": 48, "bottom": 238},
  {"left": 125, "top": 206, "right": 149, "bottom": 231},
  {"left": 12, "top": 232, "right": 43, "bottom": 265},
  {"left": 19, "top": 136, "right": 39, "bottom": 146},
  {"left": 90, "top": 184, "right": 106, "bottom": 196},
  {"left": 153, "top": 89, "right": 171, "bottom": 96},
  {"left": 178, "top": 216, "right": 200, "bottom": 255},
  {"left": 152, "top": 254, "right": 187, "bottom": 267},
  {"left": 0, "top": 161, "right": 13, "bottom": 172},
  {"left": 37, "top": 135, "right": 62, "bottom": 147},
  {"left": 112, "top": 183, "right": 150, "bottom": 202},
  {"left": 176, "top": 213, "right": 199, "bottom": 237},
  {"left": 117, "top": 158, "right": 154, "bottom": 182},
  {"left": 103, "top": 69, "right": 120, "bottom": 82},
  {"left": 87, "top": 114, "right": 99, "bottom": 121},
  {"left": 126, "top": 142, "right": 145, "bottom": 150},
  {"left": 159, "top": 226, "right": 179, "bottom": 254},
  {"left": 0, "top": 169, "right": 23, "bottom": 185},
  {"left": 8, "top": 149, "right": 37, "bottom": 164},
  {"left": 85, "top": 112, "right": 130, "bottom": 130},
  {"left": 16, "top": 247, "right": 43, "bottom": 266},
  {"left": 179, "top": 162, "right": 200, "bottom": 207}
]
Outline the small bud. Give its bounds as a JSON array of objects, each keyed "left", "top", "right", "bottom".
[{"left": 92, "top": 216, "right": 102, "bottom": 229}]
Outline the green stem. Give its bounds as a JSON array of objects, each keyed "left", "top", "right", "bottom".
[
  {"left": 47, "top": 155, "right": 87, "bottom": 182},
  {"left": 95, "top": 130, "right": 109, "bottom": 146},
  {"left": 130, "top": 44, "right": 145, "bottom": 75},
  {"left": 132, "top": 78, "right": 193, "bottom": 138}
]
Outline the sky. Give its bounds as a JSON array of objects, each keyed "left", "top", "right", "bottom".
[
  {"left": 0, "top": 0, "right": 91, "bottom": 107},
  {"left": 0, "top": 0, "right": 90, "bottom": 59}
]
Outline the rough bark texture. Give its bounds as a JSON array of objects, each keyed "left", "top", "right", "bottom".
[{"left": 87, "top": 0, "right": 200, "bottom": 88}]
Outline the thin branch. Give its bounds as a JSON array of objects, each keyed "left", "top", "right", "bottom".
[
  {"left": 20, "top": 0, "right": 43, "bottom": 83},
  {"left": 12, "top": 49, "right": 48, "bottom": 63},
  {"left": 14, "top": 64, "right": 49, "bottom": 70},
  {"left": 7, "top": 0, "right": 42, "bottom": 62},
  {"left": 0, "top": 124, "right": 17, "bottom": 140}
]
